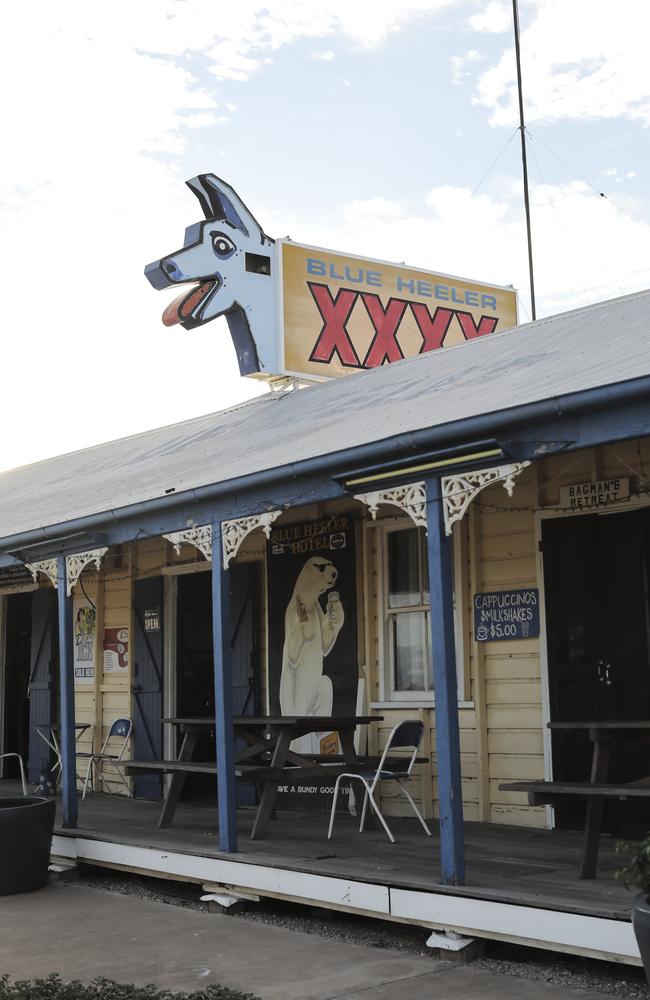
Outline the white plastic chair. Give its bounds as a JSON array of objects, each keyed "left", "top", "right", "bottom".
[
  {"left": 328, "top": 720, "right": 432, "bottom": 844},
  {"left": 0, "top": 753, "right": 27, "bottom": 795},
  {"left": 81, "top": 719, "right": 133, "bottom": 799}
]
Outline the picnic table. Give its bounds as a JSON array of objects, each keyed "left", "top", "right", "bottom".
[
  {"left": 121, "top": 715, "right": 383, "bottom": 840},
  {"left": 500, "top": 720, "right": 650, "bottom": 878}
]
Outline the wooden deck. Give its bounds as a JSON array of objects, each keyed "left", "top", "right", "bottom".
[
  {"left": 0, "top": 781, "right": 633, "bottom": 965},
  {"left": 55, "top": 792, "right": 629, "bottom": 917}
]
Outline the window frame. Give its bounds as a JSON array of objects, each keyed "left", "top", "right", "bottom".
[{"left": 371, "top": 517, "right": 469, "bottom": 706}]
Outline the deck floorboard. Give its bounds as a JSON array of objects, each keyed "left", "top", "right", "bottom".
[{"left": 35, "top": 787, "right": 635, "bottom": 922}]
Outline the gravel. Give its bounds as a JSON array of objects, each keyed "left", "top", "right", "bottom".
[{"left": 76, "top": 868, "right": 647, "bottom": 998}]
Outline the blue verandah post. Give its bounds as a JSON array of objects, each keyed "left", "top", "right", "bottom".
[
  {"left": 211, "top": 520, "right": 238, "bottom": 852},
  {"left": 425, "top": 477, "right": 465, "bottom": 884},
  {"left": 56, "top": 554, "right": 78, "bottom": 828}
]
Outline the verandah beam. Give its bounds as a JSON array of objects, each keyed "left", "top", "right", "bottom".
[
  {"left": 56, "top": 554, "right": 78, "bottom": 828},
  {"left": 211, "top": 520, "right": 237, "bottom": 852},
  {"left": 425, "top": 477, "right": 465, "bottom": 885}
]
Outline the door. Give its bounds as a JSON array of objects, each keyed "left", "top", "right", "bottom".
[
  {"left": 543, "top": 509, "right": 650, "bottom": 831},
  {"left": 27, "top": 589, "right": 58, "bottom": 784},
  {"left": 132, "top": 577, "right": 164, "bottom": 799},
  {"left": 175, "top": 565, "right": 259, "bottom": 805}
]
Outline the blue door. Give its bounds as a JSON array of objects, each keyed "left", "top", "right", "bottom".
[
  {"left": 132, "top": 577, "right": 164, "bottom": 799},
  {"left": 230, "top": 563, "right": 258, "bottom": 806},
  {"left": 27, "top": 589, "right": 58, "bottom": 784},
  {"left": 175, "top": 565, "right": 259, "bottom": 805}
]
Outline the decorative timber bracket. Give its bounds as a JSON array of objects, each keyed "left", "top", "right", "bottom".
[
  {"left": 163, "top": 524, "right": 213, "bottom": 562},
  {"left": 221, "top": 511, "right": 281, "bottom": 569},
  {"left": 65, "top": 547, "right": 108, "bottom": 596},
  {"left": 441, "top": 462, "right": 530, "bottom": 536},
  {"left": 164, "top": 511, "right": 282, "bottom": 570},
  {"left": 25, "top": 558, "right": 59, "bottom": 589},
  {"left": 354, "top": 482, "right": 427, "bottom": 529},
  {"left": 25, "top": 547, "right": 108, "bottom": 594}
]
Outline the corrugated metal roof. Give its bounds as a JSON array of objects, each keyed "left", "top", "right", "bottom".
[{"left": 1, "top": 288, "right": 649, "bottom": 541}]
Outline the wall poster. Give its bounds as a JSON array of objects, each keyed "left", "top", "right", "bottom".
[
  {"left": 103, "top": 627, "right": 129, "bottom": 672},
  {"left": 73, "top": 596, "right": 96, "bottom": 685},
  {"left": 267, "top": 515, "right": 358, "bottom": 809}
]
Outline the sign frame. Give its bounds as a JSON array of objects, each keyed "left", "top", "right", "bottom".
[
  {"left": 276, "top": 238, "right": 519, "bottom": 382},
  {"left": 473, "top": 588, "right": 540, "bottom": 643},
  {"left": 558, "top": 477, "right": 630, "bottom": 512}
]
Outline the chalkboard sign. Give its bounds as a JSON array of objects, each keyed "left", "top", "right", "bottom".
[{"left": 474, "top": 588, "right": 539, "bottom": 642}]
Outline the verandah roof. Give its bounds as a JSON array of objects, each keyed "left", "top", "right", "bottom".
[{"left": 1, "top": 287, "right": 649, "bottom": 542}]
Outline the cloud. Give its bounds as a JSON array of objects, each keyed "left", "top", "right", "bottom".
[
  {"left": 298, "top": 180, "right": 650, "bottom": 321},
  {"left": 311, "top": 49, "right": 336, "bottom": 61},
  {"left": 468, "top": 1, "right": 512, "bottom": 34},
  {"left": 198, "top": 1, "right": 456, "bottom": 79},
  {"left": 451, "top": 47, "right": 485, "bottom": 84},
  {"left": 1, "top": 0, "right": 647, "bottom": 474},
  {"left": 473, "top": 0, "right": 650, "bottom": 126},
  {"left": 0, "top": 0, "right": 460, "bottom": 471}
]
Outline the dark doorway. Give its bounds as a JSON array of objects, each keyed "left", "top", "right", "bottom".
[
  {"left": 2, "top": 593, "right": 32, "bottom": 779},
  {"left": 176, "top": 564, "right": 259, "bottom": 804},
  {"left": 543, "top": 508, "right": 650, "bottom": 834}
]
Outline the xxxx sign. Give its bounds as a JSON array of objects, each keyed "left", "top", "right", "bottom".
[
  {"left": 279, "top": 242, "right": 518, "bottom": 380},
  {"left": 145, "top": 173, "right": 518, "bottom": 382}
]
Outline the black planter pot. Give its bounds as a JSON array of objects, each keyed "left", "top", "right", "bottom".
[{"left": 0, "top": 796, "right": 56, "bottom": 895}]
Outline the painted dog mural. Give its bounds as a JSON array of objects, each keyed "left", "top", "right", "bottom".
[{"left": 145, "top": 174, "right": 278, "bottom": 377}]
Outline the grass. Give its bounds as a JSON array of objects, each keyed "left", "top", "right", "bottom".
[{"left": 0, "top": 976, "right": 259, "bottom": 1000}]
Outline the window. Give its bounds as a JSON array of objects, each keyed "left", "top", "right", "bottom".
[
  {"left": 376, "top": 521, "right": 466, "bottom": 704},
  {"left": 386, "top": 527, "right": 431, "bottom": 696}
]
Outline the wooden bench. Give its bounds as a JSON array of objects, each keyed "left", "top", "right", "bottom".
[
  {"left": 499, "top": 778, "right": 650, "bottom": 878},
  {"left": 122, "top": 759, "right": 367, "bottom": 784},
  {"left": 119, "top": 756, "right": 428, "bottom": 830},
  {"left": 121, "top": 755, "right": 425, "bottom": 782}
]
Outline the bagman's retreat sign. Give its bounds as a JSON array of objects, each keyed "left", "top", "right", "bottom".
[
  {"left": 145, "top": 173, "right": 518, "bottom": 382},
  {"left": 558, "top": 478, "right": 630, "bottom": 511}
]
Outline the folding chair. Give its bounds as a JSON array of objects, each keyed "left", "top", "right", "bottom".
[
  {"left": 0, "top": 753, "right": 27, "bottom": 796},
  {"left": 81, "top": 719, "right": 133, "bottom": 799},
  {"left": 328, "top": 720, "right": 432, "bottom": 844}
]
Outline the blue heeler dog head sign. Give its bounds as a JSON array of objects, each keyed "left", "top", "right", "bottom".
[
  {"left": 145, "top": 174, "right": 279, "bottom": 379},
  {"left": 145, "top": 175, "right": 518, "bottom": 382}
]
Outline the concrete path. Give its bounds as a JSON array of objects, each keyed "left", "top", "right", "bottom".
[{"left": 0, "top": 883, "right": 622, "bottom": 999}]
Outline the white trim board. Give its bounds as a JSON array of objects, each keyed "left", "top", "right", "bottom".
[{"left": 50, "top": 835, "right": 640, "bottom": 967}]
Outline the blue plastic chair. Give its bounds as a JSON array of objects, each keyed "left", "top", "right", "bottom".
[{"left": 81, "top": 718, "right": 132, "bottom": 799}]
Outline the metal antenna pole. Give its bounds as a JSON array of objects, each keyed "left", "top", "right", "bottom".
[{"left": 512, "top": 0, "right": 536, "bottom": 320}]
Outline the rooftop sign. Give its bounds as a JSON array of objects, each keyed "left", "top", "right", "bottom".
[{"left": 145, "top": 174, "right": 518, "bottom": 381}]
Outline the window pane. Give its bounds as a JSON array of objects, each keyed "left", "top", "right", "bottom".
[
  {"left": 388, "top": 529, "right": 420, "bottom": 608},
  {"left": 393, "top": 612, "right": 430, "bottom": 691}
]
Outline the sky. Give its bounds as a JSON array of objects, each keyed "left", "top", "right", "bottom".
[{"left": 2, "top": 0, "right": 649, "bottom": 472}]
